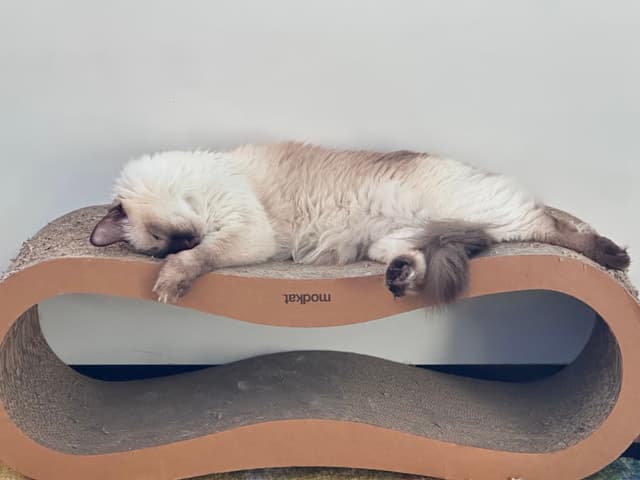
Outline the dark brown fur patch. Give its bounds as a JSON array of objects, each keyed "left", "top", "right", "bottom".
[{"left": 373, "top": 150, "right": 421, "bottom": 163}]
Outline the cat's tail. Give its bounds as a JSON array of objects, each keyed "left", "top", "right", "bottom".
[{"left": 417, "top": 221, "right": 494, "bottom": 303}]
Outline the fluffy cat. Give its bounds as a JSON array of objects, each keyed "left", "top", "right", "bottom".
[{"left": 90, "top": 141, "right": 630, "bottom": 304}]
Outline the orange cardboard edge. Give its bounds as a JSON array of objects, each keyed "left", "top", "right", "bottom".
[{"left": 0, "top": 254, "right": 638, "bottom": 480}]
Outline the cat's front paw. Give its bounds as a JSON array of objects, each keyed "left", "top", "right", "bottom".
[
  {"left": 152, "top": 255, "right": 195, "bottom": 304},
  {"left": 385, "top": 251, "right": 426, "bottom": 297}
]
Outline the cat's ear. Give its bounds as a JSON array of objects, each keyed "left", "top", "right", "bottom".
[{"left": 90, "top": 202, "right": 128, "bottom": 246}]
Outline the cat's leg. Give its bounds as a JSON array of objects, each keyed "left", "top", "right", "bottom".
[
  {"left": 487, "top": 207, "right": 630, "bottom": 271},
  {"left": 436, "top": 167, "right": 629, "bottom": 271},
  {"left": 153, "top": 226, "right": 277, "bottom": 303},
  {"left": 367, "top": 228, "right": 427, "bottom": 297}
]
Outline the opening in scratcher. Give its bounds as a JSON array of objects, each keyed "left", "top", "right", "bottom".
[
  {"left": 38, "top": 289, "right": 596, "bottom": 372},
  {"left": 0, "top": 303, "right": 620, "bottom": 456}
]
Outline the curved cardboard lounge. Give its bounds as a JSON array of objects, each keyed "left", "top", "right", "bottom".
[{"left": 0, "top": 206, "right": 638, "bottom": 480}]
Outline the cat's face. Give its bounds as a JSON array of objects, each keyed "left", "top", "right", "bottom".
[{"left": 90, "top": 197, "right": 204, "bottom": 258}]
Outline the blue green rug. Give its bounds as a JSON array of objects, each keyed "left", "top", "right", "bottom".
[
  {"left": 194, "top": 458, "right": 640, "bottom": 480},
  {"left": 588, "top": 458, "right": 640, "bottom": 479}
]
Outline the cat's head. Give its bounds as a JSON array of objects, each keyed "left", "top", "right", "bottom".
[{"left": 90, "top": 154, "right": 205, "bottom": 257}]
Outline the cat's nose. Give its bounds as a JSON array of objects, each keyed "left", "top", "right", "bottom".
[{"left": 167, "top": 232, "right": 201, "bottom": 253}]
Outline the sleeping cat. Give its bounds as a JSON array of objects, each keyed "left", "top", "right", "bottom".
[{"left": 90, "top": 141, "right": 630, "bottom": 304}]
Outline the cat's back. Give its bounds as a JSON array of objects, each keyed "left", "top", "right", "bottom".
[
  {"left": 231, "top": 141, "right": 445, "bottom": 233},
  {"left": 233, "top": 141, "right": 433, "bottom": 192}
]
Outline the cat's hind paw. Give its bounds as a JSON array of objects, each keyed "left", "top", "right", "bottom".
[{"left": 385, "top": 251, "right": 426, "bottom": 298}]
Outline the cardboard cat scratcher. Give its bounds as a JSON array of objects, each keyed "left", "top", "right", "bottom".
[{"left": 0, "top": 206, "right": 639, "bottom": 480}]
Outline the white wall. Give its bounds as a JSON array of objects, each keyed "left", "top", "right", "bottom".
[
  {"left": 39, "top": 291, "right": 596, "bottom": 365},
  {"left": 1, "top": 0, "right": 638, "bottom": 365}
]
